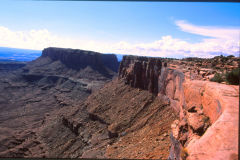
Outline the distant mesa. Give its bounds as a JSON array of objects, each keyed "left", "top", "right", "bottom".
[{"left": 42, "top": 47, "right": 119, "bottom": 72}]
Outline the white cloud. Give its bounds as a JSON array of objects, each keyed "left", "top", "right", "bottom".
[
  {"left": 175, "top": 20, "right": 239, "bottom": 40},
  {"left": 0, "top": 26, "right": 118, "bottom": 53},
  {"left": 0, "top": 21, "right": 239, "bottom": 58},
  {"left": 110, "top": 21, "right": 239, "bottom": 58}
]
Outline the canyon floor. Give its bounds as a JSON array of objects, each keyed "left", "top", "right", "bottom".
[{"left": 0, "top": 48, "right": 239, "bottom": 160}]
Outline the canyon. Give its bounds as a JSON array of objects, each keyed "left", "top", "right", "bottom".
[{"left": 0, "top": 47, "right": 238, "bottom": 160}]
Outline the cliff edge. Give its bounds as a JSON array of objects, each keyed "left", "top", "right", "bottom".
[{"left": 118, "top": 55, "right": 239, "bottom": 160}]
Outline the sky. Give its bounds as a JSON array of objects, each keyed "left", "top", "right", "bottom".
[{"left": 0, "top": 0, "right": 239, "bottom": 58}]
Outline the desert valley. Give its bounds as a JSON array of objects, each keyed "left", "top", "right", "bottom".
[{"left": 0, "top": 47, "right": 238, "bottom": 160}]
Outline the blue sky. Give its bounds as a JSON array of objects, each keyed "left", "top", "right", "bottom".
[{"left": 0, "top": 1, "right": 239, "bottom": 58}]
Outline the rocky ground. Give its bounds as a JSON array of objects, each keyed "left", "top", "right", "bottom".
[{"left": 166, "top": 55, "right": 239, "bottom": 81}]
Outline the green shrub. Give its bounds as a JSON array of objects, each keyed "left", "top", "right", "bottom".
[
  {"left": 226, "top": 68, "right": 239, "bottom": 85},
  {"left": 210, "top": 73, "right": 224, "bottom": 83}
]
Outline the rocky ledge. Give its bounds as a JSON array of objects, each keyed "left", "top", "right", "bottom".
[{"left": 175, "top": 80, "right": 239, "bottom": 160}]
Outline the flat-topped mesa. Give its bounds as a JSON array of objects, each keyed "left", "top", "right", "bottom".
[
  {"left": 42, "top": 47, "right": 119, "bottom": 72},
  {"left": 119, "top": 55, "right": 163, "bottom": 94}
]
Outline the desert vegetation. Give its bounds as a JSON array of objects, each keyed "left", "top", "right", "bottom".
[{"left": 210, "top": 68, "right": 239, "bottom": 85}]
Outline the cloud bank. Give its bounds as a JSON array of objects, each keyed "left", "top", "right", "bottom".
[{"left": 0, "top": 20, "right": 239, "bottom": 58}]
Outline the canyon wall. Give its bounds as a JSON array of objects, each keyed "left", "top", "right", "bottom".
[
  {"left": 119, "top": 56, "right": 162, "bottom": 94},
  {"left": 119, "top": 56, "right": 185, "bottom": 115},
  {"left": 119, "top": 55, "right": 239, "bottom": 160}
]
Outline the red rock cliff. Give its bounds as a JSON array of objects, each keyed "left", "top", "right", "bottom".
[{"left": 118, "top": 56, "right": 239, "bottom": 160}]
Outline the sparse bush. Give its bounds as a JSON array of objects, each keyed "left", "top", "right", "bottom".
[
  {"left": 210, "top": 73, "right": 224, "bottom": 83},
  {"left": 227, "top": 55, "right": 235, "bottom": 58},
  {"left": 226, "top": 68, "right": 239, "bottom": 85}
]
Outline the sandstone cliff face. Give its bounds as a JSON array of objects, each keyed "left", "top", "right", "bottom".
[
  {"left": 118, "top": 55, "right": 239, "bottom": 160},
  {"left": 165, "top": 75, "right": 239, "bottom": 159},
  {"left": 181, "top": 80, "right": 239, "bottom": 160},
  {"left": 158, "top": 67, "right": 185, "bottom": 116}
]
